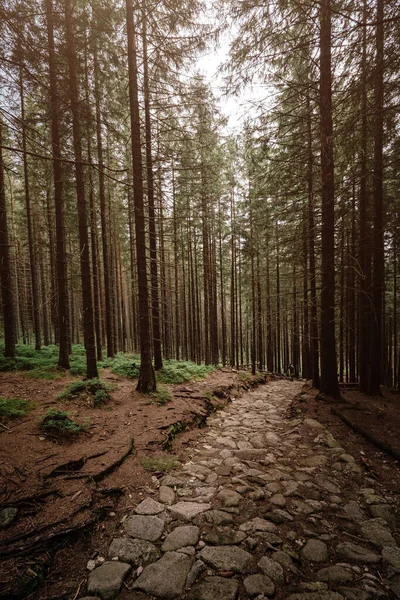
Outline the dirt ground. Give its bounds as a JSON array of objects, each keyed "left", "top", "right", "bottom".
[
  {"left": 1, "top": 371, "right": 399, "bottom": 599},
  {"left": 0, "top": 368, "right": 264, "bottom": 600}
]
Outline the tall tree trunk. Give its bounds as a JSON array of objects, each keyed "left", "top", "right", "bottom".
[
  {"left": 319, "top": 0, "right": 340, "bottom": 397},
  {"left": 276, "top": 224, "right": 281, "bottom": 374},
  {"left": 126, "top": 0, "right": 156, "bottom": 392},
  {"left": 0, "top": 121, "right": 16, "bottom": 357},
  {"left": 64, "top": 0, "right": 98, "bottom": 379},
  {"left": 368, "top": 0, "right": 384, "bottom": 396}
]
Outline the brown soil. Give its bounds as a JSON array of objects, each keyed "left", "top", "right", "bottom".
[
  {"left": 291, "top": 381, "right": 400, "bottom": 495},
  {"left": 0, "top": 367, "right": 266, "bottom": 600}
]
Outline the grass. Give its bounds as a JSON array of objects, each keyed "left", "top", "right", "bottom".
[
  {"left": 150, "top": 385, "right": 172, "bottom": 406},
  {"left": 0, "top": 397, "right": 34, "bottom": 421},
  {"left": 141, "top": 456, "right": 181, "bottom": 473},
  {"left": 40, "top": 409, "right": 83, "bottom": 436},
  {"left": 57, "top": 378, "right": 112, "bottom": 406},
  {"left": 0, "top": 343, "right": 88, "bottom": 377},
  {"left": 101, "top": 352, "right": 140, "bottom": 378},
  {"left": 157, "top": 360, "right": 215, "bottom": 384}
]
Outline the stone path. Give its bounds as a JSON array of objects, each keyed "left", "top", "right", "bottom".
[{"left": 82, "top": 380, "right": 400, "bottom": 600}]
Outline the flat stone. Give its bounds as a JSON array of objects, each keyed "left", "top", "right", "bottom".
[
  {"left": 239, "top": 517, "right": 278, "bottom": 533},
  {"left": 186, "top": 559, "right": 207, "bottom": 587},
  {"left": 133, "top": 551, "right": 193, "bottom": 599},
  {"left": 270, "top": 493, "right": 286, "bottom": 507},
  {"left": 304, "top": 418, "right": 326, "bottom": 430},
  {"left": 0, "top": 507, "right": 18, "bottom": 528},
  {"left": 243, "top": 573, "right": 275, "bottom": 597},
  {"left": 161, "top": 475, "right": 184, "bottom": 487},
  {"left": 168, "top": 502, "right": 211, "bottom": 520},
  {"left": 217, "top": 488, "right": 242, "bottom": 507},
  {"left": 108, "top": 538, "right": 160, "bottom": 566},
  {"left": 272, "top": 550, "right": 299, "bottom": 573},
  {"left": 382, "top": 546, "right": 400, "bottom": 569},
  {"left": 203, "top": 528, "right": 246, "bottom": 546},
  {"left": 87, "top": 561, "right": 131, "bottom": 600},
  {"left": 369, "top": 504, "right": 397, "bottom": 527},
  {"left": 317, "top": 565, "right": 354, "bottom": 583},
  {"left": 301, "top": 455, "right": 328, "bottom": 468},
  {"left": 161, "top": 525, "right": 200, "bottom": 552},
  {"left": 233, "top": 449, "right": 269, "bottom": 461},
  {"left": 123, "top": 515, "right": 164, "bottom": 542},
  {"left": 135, "top": 498, "right": 165, "bottom": 515},
  {"left": 159, "top": 486, "right": 175, "bottom": 505},
  {"left": 265, "top": 509, "right": 293, "bottom": 524},
  {"left": 343, "top": 501, "right": 367, "bottom": 523},
  {"left": 301, "top": 539, "right": 329, "bottom": 562},
  {"left": 335, "top": 542, "right": 380, "bottom": 564},
  {"left": 285, "top": 594, "right": 344, "bottom": 600},
  {"left": 360, "top": 518, "right": 397, "bottom": 548},
  {"left": 202, "top": 510, "right": 234, "bottom": 525},
  {"left": 187, "top": 576, "right": 239, "bottom": 600},
  {"left": 336, "top": 588, "right": 370, "bottom": 600},
  {"left": 315, "top": 475, "right": 341, "bottom": 495},
  {"left": 198, "top": 545, "right": 253, "bottom": 573},
  {"left": 339, "top": 454, "right": 355, "bottom": 463},
  {"left": 257, "top": 555, "right": 284, "bottom": 582}
]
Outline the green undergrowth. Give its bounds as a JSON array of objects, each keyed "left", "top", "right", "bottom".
[
  {"left": 40, "top": 408, "right": 87, "bottom": 436},
  {"left": 141, "top": 456, "right": 181, "bottom": 473},
  {"left": 0, "top": 343, "right": 89, "bottom": 377},
  {"left": 102, "top": 352, "right": 140, "bottom": 378},
  {"left": 157, "top": 360, "right": 215, "bottom": 384},
  {"left": 57, "top": 378, "right": 112, "bottom": 406},
  {"left": 150, "top": 385, "right": 172, "bottom": 406},
  {"left": 0, "top": 397, "right": 34, "bottom": 421}
]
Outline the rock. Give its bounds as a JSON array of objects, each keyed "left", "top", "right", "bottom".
[
  {"left": 186, "top": 559, "right": 206, "bottom": 587},
  {"left": 135, "top": 497, "right": 165, "bottom": 515},
  {"left": 360, "top": 518, "right": 397, "bottom": 548},
  {"left": 382, "top": 546, "right": 400, "bottom": 569},
  {"left": 369, "top": 504, "right": 397, "bottom": 527},
  {"left": 108, "top": 538, "right": 160, "bottom": 566},
  {"left": 243, "top": 573, "right": 275, "bottom": 597},
  {"left": 161, "top": 525, "right": 200, "bottom": 552},
  {"left": 336, "top": 588, "right": 371, "bottom": 600},
  {"left": 123, "top": 515, "right": 164, "bottom": 542},
  {"left": 233, "top": 449, "right": 269, "bottom": 461},
  {"left": 301, "top": 455, "right": 328, "bottom": 468},
  {"left": 159, "top": 486, "right": 175, "bottom": 505},
  {"left": 202, "top": 510, "right": 234, "bottom": 525},
  {"left": 301, "top": 539, "right": 329, "bottom": 562},
  {"left": 133, "top": 551, "right": 193, "bottom": 599},
  {"left": 168, "top": 502, "right": 211, "bottom": 521},
  {"left": 343, "top": 501, "right": 367, "bottom": 523},
  {"left": 187, "top": 576, "right": 239, "bottom": 600},
  {"left": 335, "top": 542, "right": 380, "bottom": 564},
  {"left": 161, "top": 475, "right": 184, "bottom": 488},
  {"left": 272, "top": 550, "right": 299, "bottom": 573},
  {"left": 87, "top": 561, "right": 131, "bottom": 599},
  {"left": 315, "top": 475, "right": 341, "bottom": 495},
  {"left": 264, "top": 509, "right": 293, "bottom": 524},
  {"left": 317, "top": 565, "right": 354, "bottom": 583},
  {"left": 217, "top": 488, "right": 242, "bottom": 507},
  {"left": 339, "top": 454, "right": 355, "bottom": 464},
  {"left": 0, "top": 507, "right": 18, "bottom": 528},
  {"left": 198, "top": 545, "right": 253, "bottom": 573},
  {"left": 270, "top": 493, "right": 286, "bottom": 507},
  {"left": 257, "top": 555, "right": 284, "bottom": 582},
  {"left": 203, "top": 528, "right": 246, "bottom": 546},
  {"left": 239, "top": 517, "right": 278, "bottom": 534},
  {"left": 303, "top": 418, "right": 326, "bottom": 430},
  {"left": 285, "top": 594, "right": 344, "bottom": 600}
]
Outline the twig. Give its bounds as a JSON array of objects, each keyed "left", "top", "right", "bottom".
[
  {"left": 72, "top": 578, "right": 85, "bottom": 600},
  {"left": 0, "top": 423, "right": 10, "bottom": 431}
]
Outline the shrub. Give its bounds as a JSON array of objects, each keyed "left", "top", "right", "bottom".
[
  {"left": 0, "top": 397, "right": 34, "bottom": 421},
  {"left": 150, "top": 385, "right": 172, "bottom": 406},
  {"left": 101, "top": 353, "right": 140, "bottom": 378},
  {"left": 57, "top": 378, "right": 112, "bottom": 406},
  {"left": 40, "top": 409, "right": 82, "bottom": 436},
  {"left": 157, "top": 360, "right": 215, "bottom": 384}
]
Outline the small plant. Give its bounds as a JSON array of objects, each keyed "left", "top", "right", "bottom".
[
  {"left": 101, "top": 353, "right": 140, "bottom": 378},
  {"left": 163, "top": 421, "right": 189, "bottom": 451},
  {"left": 150, "top": 385, "right": 172, "bottom": 406},
  {"left": 157, "top": 360, "right": 215, "bottom": 384},
  {"left": 40, "top": 409, "right": 82, "bottom": 436},
  {"left": 141, "top": 456, "right": 181, "bottom": 473},
  {"left": 0, "top": 397, "right": 34, "bottom": 421},
  {"left": 57, "top": 378, "right": 112, "bottom": 406}
]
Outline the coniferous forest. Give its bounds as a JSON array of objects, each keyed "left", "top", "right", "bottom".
[{"left": 0, "top": 0, "right": 400, "bottom": 398}]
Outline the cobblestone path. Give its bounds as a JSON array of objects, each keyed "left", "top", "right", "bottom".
[{"left": 83, "top": 379, "right": 400, "bottom": 600}]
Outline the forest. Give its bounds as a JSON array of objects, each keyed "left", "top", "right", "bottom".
[{"left": 0, "top": 0, "right": 399, "bottom": 399}]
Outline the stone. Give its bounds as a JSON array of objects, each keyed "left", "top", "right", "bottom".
[
  {"left": 382, "top": 546, "right": 400, "bottom": 569},
  {"left": 0, "top": 507, "right": 18, "bottom": 528},
  {"left": 301, "top": 539, "right": 329, "bottom": 562},
  {"left": 187, "top": 576, "right": 239, "bottom": 600},
  {"left": 161, "top": 525, "right": 200, "bottom": 552},
  {"left": 108, "top": 538, "right": 160, "bottom": 566},
  {"left": 161, "top": 475, "right": 184, "bottom": 487},
  {"left": 285, "top": 594, "right": 344, "bottom": 600},
  {"left": 301, "top": 455, "right": 328, "bottom": 468},
  {"left": 159, "top": 486, "right": 175, "bottom": 505},
  {"left": 169, "top": 502, "right": 211, "bottom": 520},
  {"left": 303, "top": 418, "right": 326, "bottom": 430},
  {"left": 133, "top": 551, "right": 193, "bottom": 599},
  {"left": 202, "top": 510, "right": 234, "bottom": 525},
  {"left": 335, "top": 542, "right": 380, "bottom": 564},
  {"left": 198, "top": 545, "right": 253, "bottom": 573},
  {"left": 239, "top": 517, "right": 278, "bottom": 533},
  {"left": 317, "top": 565, "right": 354, "bottom": 583},
  {"left": 336, "top": 589, "right": 371, "bottom": 600},
  {"left": 270, "top": 493, "right": 286, "bottom": 507},
  {"left": 257, "top": 555, "right": 284, "bottom": 582},
  {"left": 265, "top": 509, "right": 293, "bottom": 524},
  {"left": 315, "top": 475, "right": 341, "bottom": 495},
  {"left": 243, "top": 574, "right": 275, "bottom": 597},
  {"left": 233, "top": 449, "right": 269, "bottom": 461},
  {"left": 343, "top": 501, "right": 367, "bottom": 523},
  {"left": 135, "top": 497, "right": 165, "bottom": 515},
  {"left": 360, "top": 518, "right": 397, "bottom": 548},
  {"left": 186, "top": 559, "right": 207, "bottom": 587},
  {"left": 369, "top": 504, "right": 397, "bottom": 527},
  {"left": 87, "top": 561, "right": 131, "bottom": 600},
  {"left": 203, "top": 528, "right": 246, "bottom": 546},
  {"left": 339, "top": 454, "right": 355, "bottom": 463},
  {"left": 123, "top": 515, "right": 164, "bottom": 542},
  {"left": 217, "top": 488, "right": 242, "bottom": 507},
  {"left": 272, "top": 550, "right": 299, "bottom": 573}
]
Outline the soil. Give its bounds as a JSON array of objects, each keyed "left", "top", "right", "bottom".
[
  {"left": 0, "top": 367, "right": 265, "bottom": 600},
  {"left": 0, "top": 371, "right": 399, "bottom": 599}
]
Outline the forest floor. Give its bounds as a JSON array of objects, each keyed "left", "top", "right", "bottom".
[{"left": 0, "top": 369, "right": 399, "bottom": 599}]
